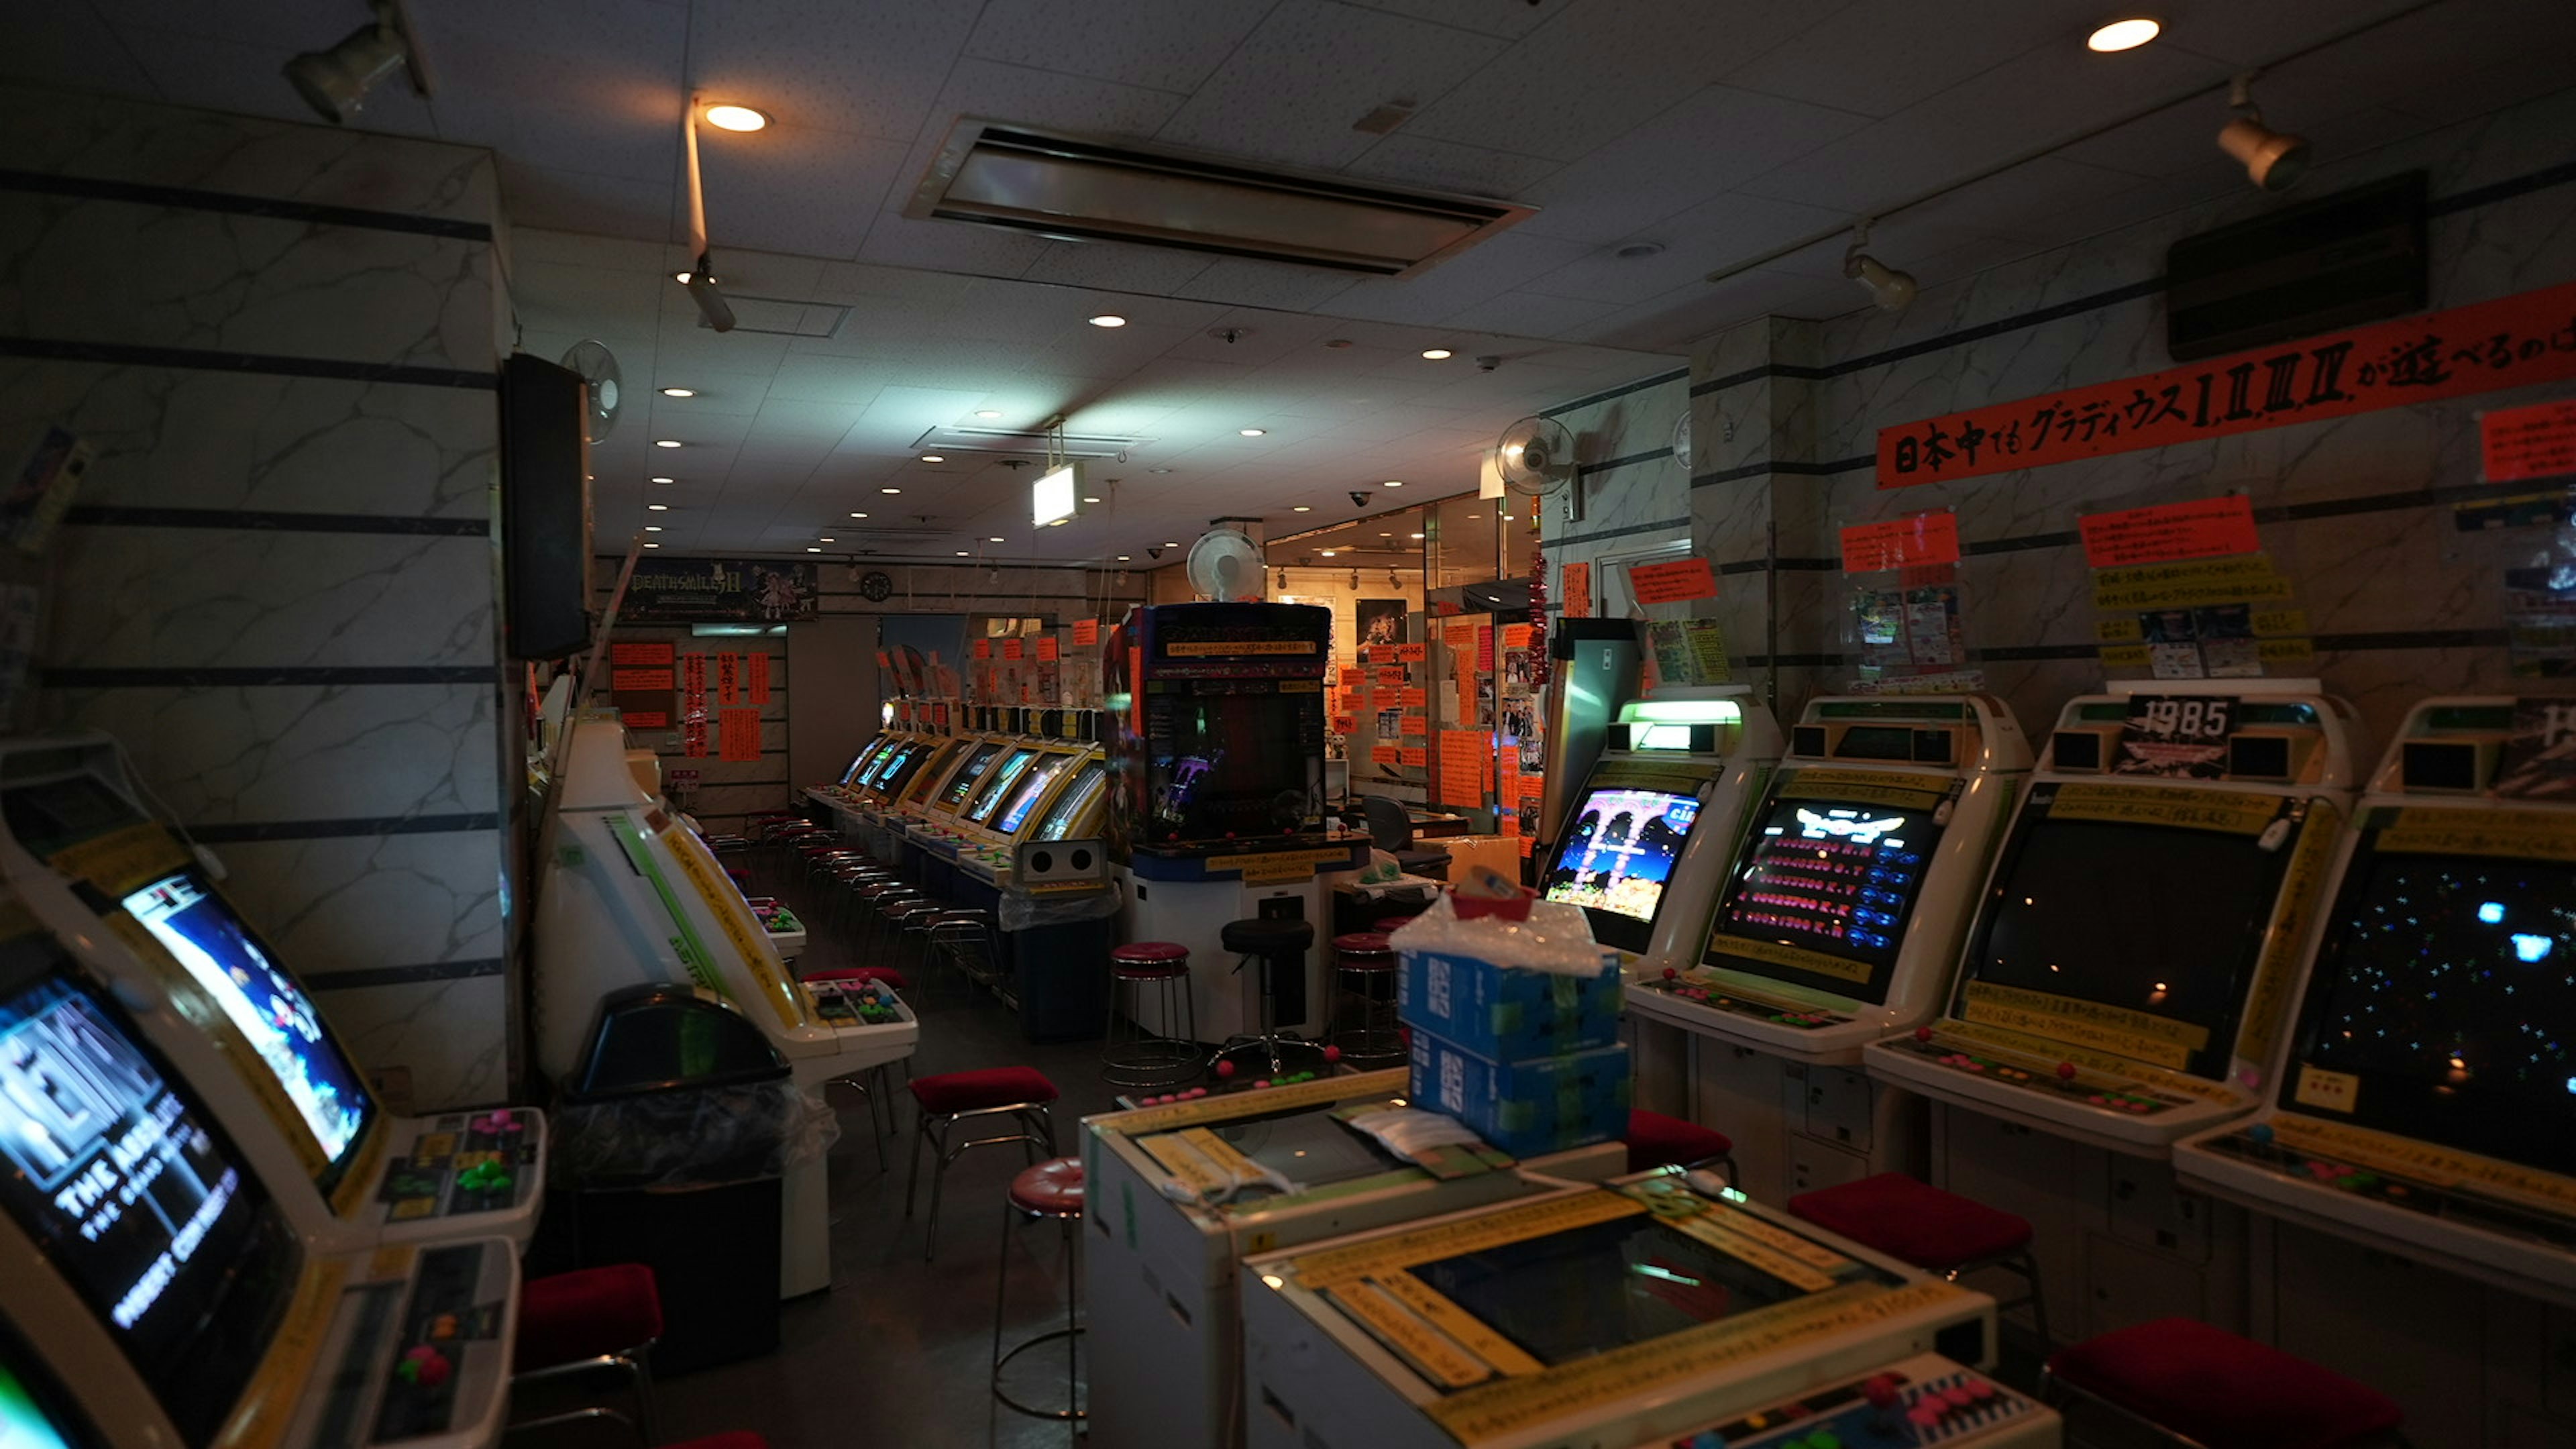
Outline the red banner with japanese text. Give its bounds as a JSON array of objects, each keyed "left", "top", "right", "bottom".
[
  {"left": 1879, "top": 279, "right": 2576, "bottom": 487},
  {"left": 747, "top": 651, "right": 771, "bottom": 704}
]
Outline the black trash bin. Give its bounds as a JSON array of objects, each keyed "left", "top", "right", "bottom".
[{"left": 551, "top": 984, "right": 802, "bottom": 1374}]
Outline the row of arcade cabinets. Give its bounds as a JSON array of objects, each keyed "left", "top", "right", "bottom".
[
  {"left": 0, "top": 735, "right": 544, "bottom": 1449},
  {"left": 1106, "top": 603, "right": 1366, "bottom": 1047},
  {"left": 814, "top": 704, "right": 1110, "bottom": 882},
  {"left": 535, "top": 706, "right": 918, "bottom": 1297}
]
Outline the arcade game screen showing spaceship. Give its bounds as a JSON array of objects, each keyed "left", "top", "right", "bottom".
[{"left": 1544, "top": 788, "right": 1702, "bottom": 924}]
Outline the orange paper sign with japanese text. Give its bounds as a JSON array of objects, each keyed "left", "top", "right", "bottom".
[
  {"left": 1071, "top": 619, "right": 1100, "bottom": 647},
  {"left": 972, "top": 639, "right": 991, "bottom": 659},
  {"left": 1399, "top": 746, "right": 1428, "bottom": 767},
  {"left": 611, "top": 641, "right": 674, "bottom": 666},
  {"left": 747, "top": 651, "right": 770, "bottom": 704},
  {"left": 1391, "top": 642, "right": 1428, "bottom": 663},
  {"left": 1627, "top": 557, "right": 1719, "bottom": 604},
  {"left": 2078, "top": 494, "right": 2261, "bottom": 568},
  {"left": 1371, "top": 744, "right": 1401, "bottom": 765},
  {"left": 1562, "top": 561, "right": 1593, "bottom": 617},
  {"left": 1880, "top": 278, "right": 2576, "bottom": 487},
  {"left": 1002, "top": 638, "right": 1025, "bottom": 661},
  {"left": 718, "top": 708, "right": 762, "bottom": 763},
  {"left": 1399, "top": 687, "right": 1428, "bottom": 709},
  {"left": 611, "top": 667, "right": 673, "bottom": 692},
  {"left": 1400, "top": 716, "right": 1428, "bottom": 737},
  {"left": 1841, "top": 511, "right": 1962, "bottom": 573},
  {"left": 1502, "top": 623, "right": 1532, "bottom": 649},
  {"left": 1436, "top": 731, "right": 1491, "bottom": 808},
  {"left": 1036, "top": 637, "right": 1060, "bottom": 662},
  {"left": 2483, "top": 396, "right": 2576, "bottom": 482},
  {"left": 622, "top": 710, "right": 668, "bottom": 730}
]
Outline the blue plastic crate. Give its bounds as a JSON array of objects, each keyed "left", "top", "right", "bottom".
[
  {"left": 1397, "top": 947, "right": 1623, "bottom": 1061},
  {"left": 1409, "top": 1032, "right": 1630, "bottom": 1160}
]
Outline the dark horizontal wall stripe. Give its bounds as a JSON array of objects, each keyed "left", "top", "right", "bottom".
[
  {"left": 1544, "top": 516, "right": 1692, "bottom": 551},
  {"left": 1692, "top": 456, "right": 1874, "bottom": 486},
  {"left": 0, "top": 337, "right": 496, "bottom": 390},
  {"left": 307, "top": 957, "right": 505, "bottom": 991},
  {"left": 2314, "top": 627, "right": 2510, "bottom": 651},
  {"left": 67, "top": 505, "right": 488, "bottom": 536},
  {"left": 1578, "top": 446, "right": 1675, "bottom": 476},
  {"left": 1693, "top": 463, "right": 1768, "bottom": 487},
  {"left": 191, "top": 813, "right": 500, "bottom": 842},
  {"left": 1788, "top": 457, "right": 1873, "bottom": 476},
  {"left": 1963, "top": 529, "right": 2082, "bottom": 557},
  {"left": 1687, "top": 158, "right": 2576, "bottom": 400},
  {"left": 45, "top": 665, "right": 498, "bottom": 686},
  {"left": 0, "top": 168, "right": 494, "bottom": 242},
  {"left": 1540, "top": 366, "right": 1688, "bottom": 419}
]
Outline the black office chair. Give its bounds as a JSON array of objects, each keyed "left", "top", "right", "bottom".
[{"left": 1361, "top": 796, "right": 1452, "bottom": 881}]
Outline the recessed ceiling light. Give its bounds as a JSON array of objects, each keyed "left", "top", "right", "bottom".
[
  {"left": 1240, "top": 428, "right": 1266, "bottom": 437},
  {"left": 1421, "top": 348, "right": 1452, "bottom": 360},
  {"left": 1148, "top": 468, "right": 1173, "bottom": 474},
  {"left": 2087, "top": 17, "right": 2160, "bottom": 51},
  {"left": 647, "top": 503, "right": 669, "bottom": 511},
  {"left": 1467, "top": 513, "right": 1481, "bottom": 519},
  {"left": 955, "top": 550, "right": 971, "bottom": 557},
  {"left": 654, "top": 439, "right": 682, "bottom": 449},
  {"left": 1409, "top": 532, "right": 1426, "bottom": 539},
  {"left": 1292, "top": 505, "right": 1311, "bottom": 513},
  {"left": 920, "top": 453, "right": 945, "bottom": 463},
  {"left": 806, "top": 546, "right": 822, "bottom": 553},
  {"left": 650, "top": 476, "right": 674, "bottom": 484},
  {"left": 975, "top": 409, "right": 1002, "bottom": 419},
  {"left": 644, "top": 525, "right": 663, "bottom": 532},
  {"left": 1320, "top": 549, "right": 1337, "bottom": 557},
  {"left": 988, "top": 536, "right": 1005, "bottom": 543},
  {"left": 1087, "top": 314, "right": 1127, "bottom": 327},
  {"left": 1116, "top": 554, "right": 1132, "bottom": 561},
  {"left": 1380, "top": 532, "right": 1394, "bottom": 537},
  {"left": 659, "top": 387, "right": 695, "bottom": 398},
  {"left": 702, "top": 104, "right": 770, "bottom": 132},
  {"left": 643, "top": 541, "right": 660, "bottom": 547},
  {"left": 1081, "top": 494, "right": 1102, "bottom": 504},
  {"left": 881, "top": 487, "right": 901, "bottom": 494},
  {"left": 1382, "top": 480, "right": 1403, "bottom": 488},
  {"left": 672, "top": 271, "right": 692, "bottom": 284},
  {"left": 849, "top": 511, "right": 868, "bottom": 519},
  {"left": 1164, "top": 542, "right": 1181, "bottom": 548}
]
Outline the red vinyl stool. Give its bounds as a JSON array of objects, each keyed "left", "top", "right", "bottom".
[
  {"left": 1327, "top": 932, "right": 1403, "bottom": 1063},
  {"left": 1102, "top": 943, "right": 1199, "bottom": 1089},
  {"left": 2043, "top": 1318, "right": 2406, "bottom": 1449},
  {"left": 1623, "top": 1109, "right": 1737, "bottom": 1181},
  {"left": 991, "top": 1158, "right": 1085, "bottom": 1422},
  {"left": 512, "top": 1265, "right": 663, "bottom": 1445},
  {"left": 1371, "top": 913, "right": 1421, "bottom": 933},
  {"left": 907, "top": 1067, "right": 1061, "bottom": 1260},
  {"left": 1789, "top": 1173, "right": 2051, "bottom": 1348}
]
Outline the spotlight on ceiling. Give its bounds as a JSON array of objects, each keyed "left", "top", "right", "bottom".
[
  {"left": 1421, "top": 348, "right": 1452, "bottom": 360},
  {"left": 284, "top": 0, "right": 433, "bottom": 124},
  {"left": 2086, "top": 17, "right": 2160, "bottom": 52},
  {"left": 702, "top": 104, "right": 769, "bottom": 132},
  {"left": 1842, "top": 219, "right": 1917, "bottom": 312},
  {"left": 2218, "top": 72, "right": 2310, "bottom": 192},
  {"left": 659, "top": 387, "right": 695, "bottom": 398},
  {"left": 920, "top": 454, "right": 945, "bottom": 463},
  {"left": 1088, "top": 314, "right": 1127, "bottom": 328},
  {"left": 975, "top": 409, "right": 1003, "bottom": 419}
]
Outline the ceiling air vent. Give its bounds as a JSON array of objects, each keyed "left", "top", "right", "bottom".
[
  {"left": 912, "top": 424, "right": 1149, "bottom": 459},
  {"left": 903, "top": 119, "right": 1535, "bottom": 278}
]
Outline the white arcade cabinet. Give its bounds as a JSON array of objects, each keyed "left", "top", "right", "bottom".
[
  {"left": 1627, "top": 694, "right": 2031, "bottom": 1201},
  {"left": 535, "top": 706, "right": 918, "bottom": 1297},
  {"left": 0, "top": 733, "right": 544, "bottom": 1253},
  {"left": 1863, "top": 683, "right": 2359, "bottom": 1348}
]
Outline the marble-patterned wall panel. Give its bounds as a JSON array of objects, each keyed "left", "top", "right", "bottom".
[
  {"left": 48, "top": 684, "right": 498, "bottom": 826},
  {"left": 328, "top": 974, "right": 508, "bottom": 1113},
  {"left": 0, "top": 197, "right": 496, "bottom": 373},
  {"left": 0, "top": 362, "right": 495, "bottom": 518},
  {"left": 50, "top": 530, "right": 492, "bottom": 669},
  {"left": 213, "top": 830, "right": 505, "bottom": 976},
  {"left": 3, "top": 86, "right": 500, "bottom": 225}
]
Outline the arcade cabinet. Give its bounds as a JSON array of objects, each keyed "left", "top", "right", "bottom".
[
  {"left": 2174, "top": 696, "right": 2576, "bottom": 1436},
  {"left": 1536, "top": 684, "right": 1782, "bottom": 1112},
  {"left": 0, "top": 908, "right": 518, "bottom": 1449},
  {"left": 1083, "top": 1068, "right": 1625, "bottom": 1449},
  {"left": 535, "top": 706, "right": 917, "bottom": 1297},
  {"left": 1864, "top": 684, "right": 2359, "bottom": 1348},
  {"left": 1108, "top": 603, "right": 1368, "bottom": 1049},
  {"left": 1628, "top": 695, "right": 2031, "bottom": 1201},
  {"left": 1238, "top": 1172, "right": 2033, "bottom": 1449},
  {"left": 0, "top": 733, "right": 543, "bottom": 1252}
]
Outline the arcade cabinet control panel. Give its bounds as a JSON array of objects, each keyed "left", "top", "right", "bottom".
[
  {"left": 1665, "top": 1357, "right": 2046, "bottom": 1449},
  {"left": 380, "top": 1110, "right": 537, "bottom": 1223},
  {"left": 1637, "top": 967, "right": 1850, "bottom": 1031},
  {"left": 1880, "top": 1029, "right": 2194, "bottom": 1116},
  {"left": 309, "top": 1242, "right": 503, "bottom": 1448},
  {"left": 2196, "top": 1125, "right": 2576, "bottom": 1250}
]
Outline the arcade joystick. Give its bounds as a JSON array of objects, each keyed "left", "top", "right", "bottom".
[
  {"left": 2055, "top": 1061, "right": 2076, "bottom": 1081},
  {"left": 1913, "top": 1026, "right": 1932, "bottom": 1042},
  {"left": 1216, "top": 1060, "right": 1237, "bottom": 1079},
  {"left": 1663, "top": 967, "right": 1678, "bottom": 980},
  {"left": 397, "top": 1345, "right": 451, "bottom": 1389},
  {"left": 1323, "top": 1045, "right": 1342, "bottom": 1063},
  {"left": 2248, "top": 1122, "right": 2275, "bottom": 1144},
  {"left": 1862, "top": 1373, "right": 1902, "bottom": 1434}
]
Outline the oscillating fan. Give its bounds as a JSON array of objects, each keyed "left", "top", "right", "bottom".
[
  {"left": 1495, "top": 414, "right": 1581, "bottom": 519},
  {"left": 559, "top": 339, "right": 622, "bottom": 444},
  {"left": 1185, "top": 527, "right": 1265, "bottom": 602},
  {"left": 1670, "top": 409, "right": 1693, "bottom": 473}
]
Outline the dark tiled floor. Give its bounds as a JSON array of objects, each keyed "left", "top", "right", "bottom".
[{"left": 651, "top": 858, "right": 1124, "bottom": 1449}]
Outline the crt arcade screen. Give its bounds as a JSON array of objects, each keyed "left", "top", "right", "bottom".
[
  {"left": 1709, "top": 795, "right": 1944, "bottom": 1004},
  {"left": 1542, "top": 787, "right": 1702, "bottom": 949}
]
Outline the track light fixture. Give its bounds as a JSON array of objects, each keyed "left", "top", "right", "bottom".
[
  {"left": 1843, "top": 219, "right": 1917, "bottom": 312},
  {"left": 284, "top": 0, "right": 433, "bottom": 123},
  {"left": 2218, "top": 72, "right": 2310, "bottom": 193},
  {"left": 678, "top": 98, "right": 743, "bottom": 332}
]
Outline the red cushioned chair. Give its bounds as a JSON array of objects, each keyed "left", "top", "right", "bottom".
[
  {"left": 2043, "top": 1318, "right": 2406, "bottom": 1449},
  {"left": 991, "top": 1158, "right": 1085, "bottom": 1422},
  {"left": 1788, "top": 1173, "right": 2050, "bottom": 1348},
  {"left": 1623, "top": 1109, "right": 1737, "bottom": 1181},
  {"left": 1103, "top": 942, "right": 1199, "bottom": 1089},
  {"left": 906, "top": 1066, "right": 1061, "bottom": 1261},
  {"left": 512, "top": 1265, "right": 663, "bottom": 1446}
]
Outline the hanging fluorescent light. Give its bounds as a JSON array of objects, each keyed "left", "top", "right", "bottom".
[
  {"left": 2218, "top": 72, "right": 2310, "bottom": 192},
  {"left": 1843, "top": 219, "right": 1917, "bottom": 311}
]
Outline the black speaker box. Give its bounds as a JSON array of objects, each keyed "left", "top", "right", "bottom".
[{"left": 500, "top": 354, "right": 594, "bottom": 660}]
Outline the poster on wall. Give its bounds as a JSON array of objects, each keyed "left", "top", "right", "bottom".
[
  {"left": 1355, "top": 599, "right": 1407, "bottom": 650},
  {"left": 621, "top": 557, "right": 819, "bottom": 623}
]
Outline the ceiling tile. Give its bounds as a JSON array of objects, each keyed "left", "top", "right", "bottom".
[
  {"left": 1342, "top": 135, "right": 1564, "bottom": 197},
  {"left": 1518, "top": 191, "right": 1847, "bottom": 302},
  {"left": 1334, "top": 0, "right": 1565, "bottom": 40},
  {"left": 1719, "top": 0, "right": 2096, "bottom": 118},
  {"left": 1315, "top": 229, "right": 1598, "bottom": 324},
  {"left": 109, "top": 25, "right": 441, "bottom": 136},
  {"left": 961, "top": 0, "right": 1271, "bottom": 91},
  {"left": 0, "top": 6, "right": 155, "bottom": 94},
  {"left": 1509, "top": 87, "right": 1872, "bottom": 244},
  {"left": 1154, "top": 0, "right": 1513, "bottom": 170},
  {"left": 1019, "top": 242, "right": 1220, "bottom": 297},
  {"left": 855, "top": 209, "right": 1047, "bottom": 276},
  {"left": 688, "top": 0, "right": 977, "bottom": 142},
  {"left": 497, "top": 162, "right": 674, "bottom": 241},
  {"left": 1175, "top": 258, "right": 1364, "bottom": 313},
  {"left": 699, "top": 124, "right": 911, "bottom": 258}
]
